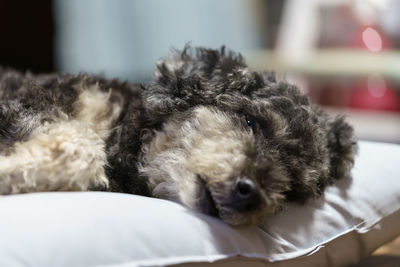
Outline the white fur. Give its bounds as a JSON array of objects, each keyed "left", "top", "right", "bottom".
[
  {"left": 139, "top": 106, "right": 254, "bottom": 211},
  {"left": 0, "top": 121, "right": 108, "bottom": 194},
  {"left": 0, "top": 86, "right": 122, "bottom": 194}
]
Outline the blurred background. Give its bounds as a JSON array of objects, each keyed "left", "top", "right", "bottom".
[{"left": 1, "top": 0, "right": 399, "bottom": 143}]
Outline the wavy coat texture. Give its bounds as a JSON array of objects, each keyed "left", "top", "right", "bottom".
[{"left": 0, "top": 47, "right": 357, "bottom": 225}]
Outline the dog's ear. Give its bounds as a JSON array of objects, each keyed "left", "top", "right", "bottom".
[
  {"left": 142, "top": 46, "right": 204, "bottom": 122},
  {"left": 195, "top": 47, "right": 266, "bottom": 95},
  {"left": 143, "top": 46, "right": 266, "bottom": 123},
  {"left": 143, "top": 46, "right": 221, "bottom": 122},
  {"left": 153, "top": 45, "right": 247, "bottom": 83},
  {"left": 153, "top": 45, "right": 195, "bottom": 86}
]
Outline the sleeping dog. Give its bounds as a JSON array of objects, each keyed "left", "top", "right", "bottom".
[{"left": 0, "top": 46, "right": 356, "bottom": 226}]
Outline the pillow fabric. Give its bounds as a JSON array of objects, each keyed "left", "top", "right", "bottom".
[{"left": 0, "top": 141, "right": 399, "bottom": 267}]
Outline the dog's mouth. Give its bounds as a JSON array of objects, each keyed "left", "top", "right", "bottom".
[{"left": 198, "top": 176, "right": 219, "bottom": 217}]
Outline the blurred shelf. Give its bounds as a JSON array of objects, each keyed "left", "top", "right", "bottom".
[
  {"left": 245, "top": 49, "right": 400, "bottom": 83},
  {"left": 323, "top": 107, "right": 400, "bottom": 144},
  {"left": 245, "top": 49, "right": 400, "bottom": 143}
]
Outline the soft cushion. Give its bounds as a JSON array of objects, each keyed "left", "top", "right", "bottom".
[{"left": 0, "top": 141, "right": 399, "bottom": 267}]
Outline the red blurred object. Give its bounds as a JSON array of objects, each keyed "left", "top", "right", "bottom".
[
  {"left": 349, "top": 80, "right": 400, "bottom": 112},
  {"left": 351, "top": 26, "right": 391, "bottom": 51}
]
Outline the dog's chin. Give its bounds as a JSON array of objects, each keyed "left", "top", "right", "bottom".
[{"left": 218, "top": 206, "right": 266, "bottom": 226}]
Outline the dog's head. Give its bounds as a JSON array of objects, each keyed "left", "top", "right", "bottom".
[{"left": 138, "top": 46, "right": 328, "bottom": 226}]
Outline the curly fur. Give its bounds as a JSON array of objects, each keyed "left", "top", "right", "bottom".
[{"left": 0, "top": 46, "right": 357, "bottom": 226}]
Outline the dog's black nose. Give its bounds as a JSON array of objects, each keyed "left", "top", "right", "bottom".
[
  {"left": 230, "top": 178, "right": 260, "bottom": 212},
  {"left": 236, "top": 179, "right": 255, "bottom": 198}
]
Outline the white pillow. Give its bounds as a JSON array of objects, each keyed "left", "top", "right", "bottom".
[{"left": 0, "top": 141, "right": 399, "bottom": 267}]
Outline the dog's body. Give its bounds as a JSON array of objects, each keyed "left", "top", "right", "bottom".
[{"left": 0, "top": 47, "right": 356, "bottom": 225}]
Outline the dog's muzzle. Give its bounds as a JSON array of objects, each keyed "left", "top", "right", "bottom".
[
  {"left": 226, "top": 177, "right": 260, "bottom": 212},
  {"left": 197, "top": 174, "right": 262, "bottom": 223}
]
